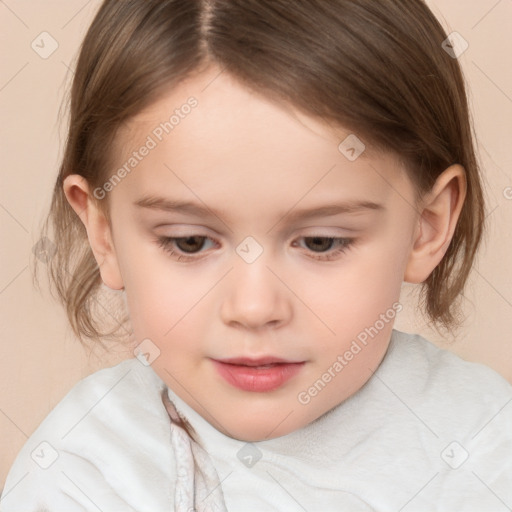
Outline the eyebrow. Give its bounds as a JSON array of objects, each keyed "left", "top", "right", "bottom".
[{"left": 133, "top": 195, "right": 384, "bottom": 222}]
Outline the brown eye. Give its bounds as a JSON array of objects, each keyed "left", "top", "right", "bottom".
[
  {"left": 303, "top": 237, "right": 335, "bottom": 252},
  {"left": 174, "top": 236, "right": 208, "bottom": 253},
  {"left": 156, "top": 235, "right": 217, "bottom": 261},
  {"left": 294, "top": 236, "right": 354, "bottom": 261}
]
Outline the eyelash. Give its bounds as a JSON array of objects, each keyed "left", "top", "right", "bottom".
[{"left": 156, "top": 235, "right": 354, "bottom": 262}]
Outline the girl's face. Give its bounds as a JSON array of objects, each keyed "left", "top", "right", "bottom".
[{"left": 103, "top": 66, "right": 420, "bottom": 441}]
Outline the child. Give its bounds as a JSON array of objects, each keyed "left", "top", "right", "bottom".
[{"left": 1, "top": 0, "right": 511, "bottom": 510}]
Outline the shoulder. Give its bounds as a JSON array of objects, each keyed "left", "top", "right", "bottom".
[
  {"left": 0, "top": 358, "right": 175, "bottom": 511},
  {"left": 366, "top": 330, "right": 512, "bottom": 508},
  {"left": 384, "top": 329, "right": 512, "bottom": 402},
  {"left": 379, "top": 328, "right": 512, "bottom": 453}
]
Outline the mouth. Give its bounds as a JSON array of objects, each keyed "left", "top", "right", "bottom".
[{"left": 211, "top": 356, "right": 305, "bottom": 392}]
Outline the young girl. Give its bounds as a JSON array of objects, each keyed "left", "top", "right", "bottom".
[{"left": 1, "top": 0, "right": 511, "bottom": 510}]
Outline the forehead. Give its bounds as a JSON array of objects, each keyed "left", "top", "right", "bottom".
[
  {"left": 121, "top": 67, "right": 382, "bottom": 157},
  {"left": 109, "top": 67, "right": 411, "bottom": 215}
]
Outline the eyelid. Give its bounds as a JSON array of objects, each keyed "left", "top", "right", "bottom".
[{"left": 153, "top": 224, "right": 214, "bottom": 235}]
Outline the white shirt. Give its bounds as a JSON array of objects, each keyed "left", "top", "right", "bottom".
[{"left": 1, "top": 329, "right": 511, "bottom": 511}]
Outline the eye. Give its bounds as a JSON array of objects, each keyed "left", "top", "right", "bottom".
[
  {"left": 156, "top": 234, "right": 354, "bottom": 262},
  {"left": 156, "top": 235, "right": 217, "bottom": 261},
  {"left": 294, "top": 236, "right": 354, "bottom": 261}
]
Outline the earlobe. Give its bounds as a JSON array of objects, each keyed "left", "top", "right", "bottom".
[
  {"left": 404, "top": 164, "right": 466, "bottom": 284},
  {"left": 62, "top": 174, "right": 124, "bottom": 290}
]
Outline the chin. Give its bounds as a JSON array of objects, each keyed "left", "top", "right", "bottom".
[
  {"left": 217, "top": 409, "right": 305, "bottom": 442},
  {"left": 223, "top": 423, "right": 288, "bottom": 442}
]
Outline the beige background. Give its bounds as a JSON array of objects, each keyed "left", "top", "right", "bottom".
[{"left": 1, "top": 0, "right": 511, "bottom": 490}]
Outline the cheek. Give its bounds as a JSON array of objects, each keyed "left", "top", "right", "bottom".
[
  {"left": 314, "top": 248, "right": 405, "bottom": 330},
  {"left": 131, "top": 278, "right": 202, "bottom": 339},
  {"left": 117, "top": 239, "right": 206, "bottom": 341}
]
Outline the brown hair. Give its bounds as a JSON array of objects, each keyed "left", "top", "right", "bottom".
[{"left": 34, "top": 0, "right": 485, "bottom": 346}]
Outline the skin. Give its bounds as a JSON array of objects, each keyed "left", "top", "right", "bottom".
[{"left": 63, "top": 64, "right": 466, "bottom": 441}]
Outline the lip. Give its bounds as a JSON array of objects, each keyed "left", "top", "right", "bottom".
[{"left": 211, "top": 357, "right": 305, "bottom": 392}]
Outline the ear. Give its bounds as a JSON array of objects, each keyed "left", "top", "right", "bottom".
[
  {"left": 404, "top": 164, "right": 466, "bottom": 284},
  {"left": 62, "top": 174, "right": 124, "bottom": 290}
]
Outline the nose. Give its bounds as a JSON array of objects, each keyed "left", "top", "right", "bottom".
[{"left": 219, "top": 251, "right": 292, "bottom": 330}]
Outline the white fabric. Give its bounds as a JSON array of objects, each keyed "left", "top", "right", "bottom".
[{"left": 1, "top": 329, "right": 511, "bottom": 511}]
